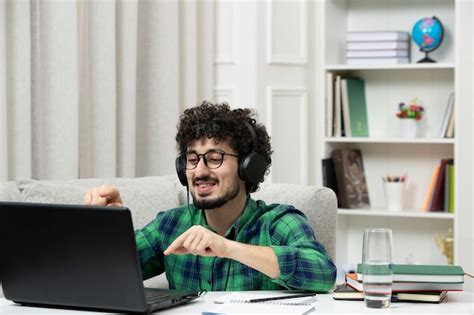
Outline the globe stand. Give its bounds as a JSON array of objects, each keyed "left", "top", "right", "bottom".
[{"left": 417, "top": 51, "right": 436, "bottom": 63}]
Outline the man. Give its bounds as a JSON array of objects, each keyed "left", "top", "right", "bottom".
[{"left": 84, "top": 101, "right": 336, "bottom": 292}]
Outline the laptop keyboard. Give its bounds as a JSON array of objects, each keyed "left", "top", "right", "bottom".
[{"left": 144, "top": 288, "right": 174, "bottom": 303}]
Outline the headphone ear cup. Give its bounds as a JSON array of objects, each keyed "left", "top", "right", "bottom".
[
  {"left": 238, "top": 152, "right": 267, "bottom": 185},
  {"left": 175, "top": 156, "right": 188, "bottom": 187}
]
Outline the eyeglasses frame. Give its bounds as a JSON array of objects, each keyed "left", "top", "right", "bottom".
[{"left": 185, "top": 149, "right": 239, "bottom": 170}]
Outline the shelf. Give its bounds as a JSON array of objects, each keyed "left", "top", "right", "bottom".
[
  {"left": 325, "top": 63, "right": 456, "bottom": 71},
  {"left": 338, "top": 209, "right": 454, "bottom": 219},
  {"left": 324, "top": 137, "right": 455, "bottom": 144},
  {"left": 319, "top": 0, "right": 465, "bottom": 276}
]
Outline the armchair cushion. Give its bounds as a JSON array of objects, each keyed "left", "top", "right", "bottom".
[
  {"left": 253, "top": 183, "right": 336, "bottom": 261},
  {"left": 0, "top": 182, "right": 22, "bottom": 202},
  {"left": 14, "top": 175, "right": 180, "bottom": 229}
]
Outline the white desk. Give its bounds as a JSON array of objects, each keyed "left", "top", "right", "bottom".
[{"left": 1, "top": 292, "right": 473, "bottom": 314}]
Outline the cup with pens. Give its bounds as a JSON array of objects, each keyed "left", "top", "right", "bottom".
[{"left": 382, "top": 175, "right": 407, "bottom": 211}]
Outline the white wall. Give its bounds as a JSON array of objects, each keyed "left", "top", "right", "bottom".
[{"left": 214, "top": 0, "right": 312, "bottom": 186}]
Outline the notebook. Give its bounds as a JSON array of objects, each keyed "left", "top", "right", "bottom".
[
  {"left": 203, "top": 292, "right": 317, "bottom": 314},
  {"left": 0, "top": 201, "right": 200, "bottom": 313}
]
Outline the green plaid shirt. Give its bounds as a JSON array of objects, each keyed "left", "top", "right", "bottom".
[{"left": 135, "top": 199, "right": 336, "bottom": 292}]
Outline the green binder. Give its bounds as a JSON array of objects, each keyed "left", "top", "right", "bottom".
[{"left": 346, "top": 78, "right": 369, "bottom": 137}]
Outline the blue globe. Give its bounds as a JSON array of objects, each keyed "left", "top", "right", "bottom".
[{"left": 412, "top": 16, "right": 443, "bottom": 52}]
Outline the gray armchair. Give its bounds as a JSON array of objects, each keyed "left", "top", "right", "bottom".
[
  {"left": 0, "top": 175, "right": 337, "bottom": 294},
  {"left": 253, "top": 182, "right": 337, "bottom": 260}
]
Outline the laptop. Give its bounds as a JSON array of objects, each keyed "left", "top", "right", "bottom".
[{"left": 0, "top": 201, "right": 200, "bottom": 313}]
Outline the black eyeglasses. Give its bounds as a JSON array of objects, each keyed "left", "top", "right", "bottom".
[{"left": 185, "top": 150, "right": 239, "bottom": 170}]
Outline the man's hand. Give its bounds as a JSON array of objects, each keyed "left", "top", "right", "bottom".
[
  {"left": 83, "top": 185, "right": 123, "bottom": 207},
  {"left": 164, "top": 225, "right": 232, "bottom": 258}
]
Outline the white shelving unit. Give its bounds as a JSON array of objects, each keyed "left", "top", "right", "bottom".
[
  {"left": 325, "top": 137, "right": 455, "bottom": 144},
  {"left": 213, "top": 0, "right": 472, "bottom": 291},
  {"left": 315, "top": 0, "right": 467, "bottom": 271},
  {"left": 338, "top": 209, "right": 454, "bottom": 220},
  {"left": 326, "top": 63, "right": 456, "bottom": 71}
]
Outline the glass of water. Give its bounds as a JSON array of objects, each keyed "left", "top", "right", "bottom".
[{"left": 362, "top": 228, "right": 393, "bottom": 309}]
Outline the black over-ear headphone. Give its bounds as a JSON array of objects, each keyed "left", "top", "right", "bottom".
[{"left": 175, "top": 121, "right": 268, "bottom": 187}]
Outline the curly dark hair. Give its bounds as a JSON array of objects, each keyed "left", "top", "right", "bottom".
[{"left": 176, "top": 101, "right": 272, "bottom": 193}]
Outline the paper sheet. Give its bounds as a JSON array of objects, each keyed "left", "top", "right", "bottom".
[{"left": 202, "top": 292, "right": 317, "bottom": 315}]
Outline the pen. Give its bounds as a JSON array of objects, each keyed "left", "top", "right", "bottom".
[{"left": 248, "top": 293, "right": 316, "bottom": 303}]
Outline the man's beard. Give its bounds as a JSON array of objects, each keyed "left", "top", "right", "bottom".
[{"left": 191, "top": 178, "right": 240, "bottom": 210}]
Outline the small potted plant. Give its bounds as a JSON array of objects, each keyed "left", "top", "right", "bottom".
[{"left": 396, "top": 97, "right": 424, "bottom": 137}]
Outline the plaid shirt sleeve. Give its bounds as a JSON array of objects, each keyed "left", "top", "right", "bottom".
[
  {"left": 135, "top": 213, "right": 167, "bottom": 280},
  {"left": 268, "top": 206, "right": 336, "bottom": 292}
]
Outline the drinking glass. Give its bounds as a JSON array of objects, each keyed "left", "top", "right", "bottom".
[{"left": 362, "top": 228, "right": 393, "bottom": 309}]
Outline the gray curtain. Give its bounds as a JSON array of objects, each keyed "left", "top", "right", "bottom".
[{"left": 0, "top": 0, "right": 214, "bottom": 181}]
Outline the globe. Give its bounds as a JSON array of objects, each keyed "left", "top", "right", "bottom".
[{"left": 411, "top": 16, "right": 444, "bottom": 63}]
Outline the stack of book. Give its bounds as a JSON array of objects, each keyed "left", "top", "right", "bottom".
[
  {"left": 346, "top": 31, "right": 410, "bottom": 65},
  {"left": 334, "top": 263, "right": 464, "bottom": 303}
]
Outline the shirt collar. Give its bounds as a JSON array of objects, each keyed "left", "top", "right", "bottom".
[{"left": 192, "top": 197, "right": 258, "bottom": 239}]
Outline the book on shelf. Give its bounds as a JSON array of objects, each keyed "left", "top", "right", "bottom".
[
  {"left": 346, "top": 49, "right": 409, "bottom": 58},
  {"left": 347, "top": 31, "right": 410, "bottom": 42},
  {"left": 341, "top": 78, "right": 369, "bottom": 137},
  {"left": 333, "top": 283, "right": 448, "bottom": 303},
  {"left": 333, "top": 75, "right": 343, "bottom": 137},
  {"left": 340, "top": 98, "right": 346, "bottom": 137},
  {"left": 346, "top": 40, "right": 410, "bottom": 51},
  {"left": 340, "top": 79, "right": 352, "bottom": 137},
  {"left": 430, "top": 159, "right": 454, "bottom": 211},
  {"left": 321, "top": 158, "right": 340, "bottom": 206},
  {"left": 423, "top": 159, "right": 455, "bottom": 212},
  {"left": 326, "top": 72, "right": 334, "bottom": 137},
  {"left": 345, "top": 273, "right": 463, "bottom": 292},
  {"left": 355, "top": 263, "right": 465, "bottom": 283},
  {"left": 331, "top": 148, "right": 370, "bottom": 209},
  {"left": 445, "top": 98, "right": 456, "bottom": 138},
  {"left": 444, "top": 162, "right": 451, "bottom": 212},
  {"left": 448, "top": 164, "right": 455, "bottom": 213},
  {"left": 439, "top": 93, "right": 455, "bottom": 138},
  {"left": 444, "top": 160, "right": 454, "bottom": 212},
  {"left": 423, "top": 166, "right": 440, "bottom": 212},
  {"left": 347, "top": 57, "right": 410, "bottom": 65}
]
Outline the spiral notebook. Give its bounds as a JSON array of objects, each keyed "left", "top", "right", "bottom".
[{"left": 202, "top": 292, "right": 317, "bottom": 315}]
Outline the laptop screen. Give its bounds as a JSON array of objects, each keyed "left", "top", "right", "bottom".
[{"left": 0, "top": 201, "right": 197, "bottom": 313}]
